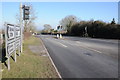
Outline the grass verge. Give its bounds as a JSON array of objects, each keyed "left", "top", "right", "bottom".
[{"left": 2, "top": 36, "right": 59, "bottom": 78}]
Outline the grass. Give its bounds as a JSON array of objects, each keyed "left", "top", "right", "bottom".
[{"left": 2, "top": 36, "right": 59, "bottom": 78}]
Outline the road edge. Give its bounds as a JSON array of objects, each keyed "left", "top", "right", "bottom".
[{"left": 39, "top": 36, "right": 62, "bottom": 79}]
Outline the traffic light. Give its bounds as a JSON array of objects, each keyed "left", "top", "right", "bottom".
[{"left": 23, "top": 5, "right": 30, "bottom": 20}]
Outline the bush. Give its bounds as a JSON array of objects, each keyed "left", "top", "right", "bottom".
[{"left": 70, "top": 20, "right": 120, "bottom": 39}]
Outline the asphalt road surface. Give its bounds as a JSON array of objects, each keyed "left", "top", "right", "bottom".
[{"left": 38, "top": 35, "right": 118, "bottom": 78}]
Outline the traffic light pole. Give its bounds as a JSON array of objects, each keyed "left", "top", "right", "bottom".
[
  {"left": 20, "top": 3, "right": 23, "bottom": 53},
  {"left": 85, "top": 26, "right": 88, "bottom": 37}
]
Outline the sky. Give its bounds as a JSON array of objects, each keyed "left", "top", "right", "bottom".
[{"left": 1, "top": 2, "right": 118, "bottom": 30}]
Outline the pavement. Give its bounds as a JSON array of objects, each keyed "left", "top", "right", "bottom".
[{"left": 38, "top": 35, "right": 118, "bottom": 78}]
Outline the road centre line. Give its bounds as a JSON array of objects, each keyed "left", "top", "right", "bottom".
[
  {"left": 57, "top": 42, "right": 68, "bottom": 48},
  {"left": 46, "top": 38, "right": 68, "bottom": 48},
  {"left": 61, "top": 40, "right": 102, "bottom": 53},
  {"left": 46, "top": 38, "right": 101, "bottom": 52},
  {"left": 75, "top": 41, "right": 102, "bottom": 53}
]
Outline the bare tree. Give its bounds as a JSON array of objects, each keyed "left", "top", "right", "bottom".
[
  {"left": 43, "top": 24, "right": 52, "bottom": 33},
  {"left": 59, "top": 15, "right": 78, "bottom": 33}
]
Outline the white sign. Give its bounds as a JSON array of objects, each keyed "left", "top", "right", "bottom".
[
  {"left": 7, "top": 24, "right": 15, "bottom": 40},
  {"left": 7, "top": 42, "right": 15, "bottom": 57},
  {"left": 16, "top": 26, "right": 21, "bottom": 38},
  {"left": 5, "top": 23, "right": 22, "bottom": 58},
  {"left": 16, "top": 39, "right": 20, "bottom": 49}
]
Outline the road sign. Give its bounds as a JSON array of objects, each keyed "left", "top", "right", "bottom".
[
  {"left": 16, "top": 38, "right": 20, "bottom": 49},
  {"left": 6, "top": 24, "right": 14, "bottom": 57},
  {"left": 7, "top": 42, "right": 15, "bottom": 57},
  {"left": 16, "top": 26, "right": 21, "bottom": 38},
  {"left": 5, "top": 24, "right": 22, "bottom": 57},
  {"left": 7, "top": 24, "right": 15, "bottom": 40},
  {"left": 5, "top": 23, "right": 22, "bottom": 70}
]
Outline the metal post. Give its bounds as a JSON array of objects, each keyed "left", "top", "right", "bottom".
[
  {"left": 14, "top": 25, "right": 17, "bottom": 62},
  {"left": 4, "top": 23, "right": 10, "bottom": 70},
  {"left": 85, "top": 26, "right": 88, "bottom": 37},
  {"left": 8, "top": 57, "right": 10, "bottom": 70},
  {"left": 20, "top": 3, "right": 23, "bottom": 53},
  {"left": 4, "top": 23, "right": 7, "bottom": 57},
  {"left": 14, "top": 50, "right": 16, "bottom": 62},
  {"left": 19, "top": 47, "right": 20, "bottom": 56}
]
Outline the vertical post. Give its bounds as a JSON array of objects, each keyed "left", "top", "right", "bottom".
[
  {"left": 85, "top": 26, "right": 87, "bottom": 37},
  {"left": 14, "top": 50, "right": 16, "bottom": 62},
  {"left": 8, "top": 57, "right": 10, "bottom": 70},
  {"left": 19, "top": 46, "right": 20, "bottom": 56},
  {"left": 4, "top": 23, "right": 10, "bottom": 70},
  {"left": 20, "top": 3, "right": 23, "bottom": 53},
  {"left": 4, "top": 23, "right": 7, "bottom": 57},
  {"left": 14, "top": 25, "right": 17, "bottom": 62}
]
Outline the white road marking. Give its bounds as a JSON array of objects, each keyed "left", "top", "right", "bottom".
[
  {"left": 61, "top": 40, "right": 102, "bottom": 53},
  {"left": 76, "top": 41, "right": 81, "bottom": 43},
  {"left": 84, "top": 47, "right": 102, "bottom": 53},
  {"left": 47, "top": 38, "right": 102, "bottom": 53},
  {"left": 57, "top": 42, "right": 68, "bottom": 48},
  {"left": 40, "top": 38, "right": 62, "bottom": 78},
  {"left": 76, "top": 41, "right": 102, "bottom": 53},
  {"left": 46, "top": 38, "right": 68, "bottom": 48}
]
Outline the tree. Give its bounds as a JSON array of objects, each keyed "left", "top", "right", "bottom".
[
  {"left": 43, "top": 24, "right": 52, "bottom": 33},
  {"left": 59, "top": 15, "right": 78, "bottom": 34}
]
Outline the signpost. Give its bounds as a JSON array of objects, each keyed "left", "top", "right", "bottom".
[
  {"left": 4, "top": 3, "right": 29, "bottom": 70},
  {"left": 5, "top": 23, "right": 22, "bottom": 70}
]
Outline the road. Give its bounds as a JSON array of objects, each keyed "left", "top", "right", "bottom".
[{"left": 38, "top": 35, "right": 118, "bottom": 78}]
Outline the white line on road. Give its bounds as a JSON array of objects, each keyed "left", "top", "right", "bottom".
[
  {"left": 40, "top": 37, "right": 62, "bottom": 78},
  {"left": 76, "top": 41, "right": 102, "bottom": 53},
  {"left": 46, "top": 38, "right": 68, "bottom": 48},
  {"left": 57, "top": 42, "right": 68, "bottom": 48},
  {"left": 60, "top": 40, "right": 102, "bottom": 53},
  {"left": 84, "top": 47, "right": 102, "bottom": 53},
  {"left": 76, "top": 41, "right": 81, "bottom": 43}
]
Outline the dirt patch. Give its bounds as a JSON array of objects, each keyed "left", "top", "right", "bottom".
[
  {"left": 24, "top": 32, "right": 31, "bottom": 40},
  {"left": 28, "top": 45, "right": 47, "bottom": 56}
]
